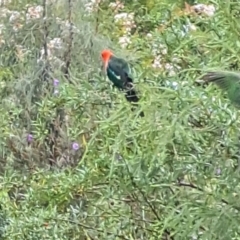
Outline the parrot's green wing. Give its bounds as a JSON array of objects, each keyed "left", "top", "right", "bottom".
[{"left": 202, "top": 71, "right": 240, "bottom": 106}]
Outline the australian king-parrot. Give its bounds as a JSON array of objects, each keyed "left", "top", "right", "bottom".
[
  {"left": 202, "top": 71, "right": 240, "bottom": 107},
  {"left": 202, "top": 71, "right": 240, "bottom": 171},
  {"left": 101, "top": 49, "right": 144, "bottom": 117}
]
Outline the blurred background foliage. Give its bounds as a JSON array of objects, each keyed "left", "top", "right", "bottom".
[{"left": 0, "top": 0, "right": 240, "bottom": 239}]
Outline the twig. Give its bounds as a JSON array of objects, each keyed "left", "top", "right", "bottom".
[
  {"left": 63, "top": 0, "right": 74, "bottom": 84},
  {"left": 177, "top": 179, "right": 240, "bottom": 211},
  {"left": 42, "top": 0, "right": 50, "bottom": 82},
  {"left": 123, "top": 158, "right": 174, "bottom": 240}
]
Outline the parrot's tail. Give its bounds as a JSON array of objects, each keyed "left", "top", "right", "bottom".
[
  {"left": 123, "top": 75, "right": 144, "bottom": 117},
  {"left": 125, "top": 86, "right": 139, "bottom": 102},
  {"left": 202, "top": 72, "right": 225, "bottom": 84}
]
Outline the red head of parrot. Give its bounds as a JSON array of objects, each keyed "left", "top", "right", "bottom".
[{"left": 101, "top": 49, "right": 113, "bottom": 70}]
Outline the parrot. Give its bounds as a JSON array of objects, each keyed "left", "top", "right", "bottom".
[
  {"left": 202, "top": 71, "right": 240, "bottom": 171},
  {"left": 101, "top": 49, "right": 144, "bottom": 117},
  {"left": 202, "top": 71, "right": 240, "bottom": 108}
]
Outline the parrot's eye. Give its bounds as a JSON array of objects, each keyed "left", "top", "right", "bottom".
[{"left": 101, "top": 52, "right": 105, "bottom": 59}]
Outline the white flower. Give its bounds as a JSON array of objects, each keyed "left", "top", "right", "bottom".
[
  {"left": 0, "top": 0, "right": 12, "bottom": 6},
  {"left": 152, "top": 61, "right": 162, "bottom": 69},
  {"left": 193, "top": 4, "right": 216, "bottom": 17},
  {"left": 152, "top": 56, "right": 163, "bottom": 69},
  {"left": 39, "top": 47, "right": 52, "bottom": 60},
  {"left": 0, "top": 24, "right": 5, "bottom": 35},
  {"left": 118, "top": 36, "right": 131, "bottom": 48},
  {"left": 114, "top": 13, "right": 135, "bottom": 26},
  {"left": 49, "top": 38, "right": 63, "bottom": 50},
  {"left": 0, "top": 7, "right": 11, "bottom": 18},
  {"left": 26, "top": 5, "right": 43, "bottom": 21},
  {"left": 9, "top": 11, "right": 21, "bottom": 23},
  {"left": 84, "top": 0, "right": 101, "bottom": 13},
  {"left": 171, "top": 81, "right": 178, "bottom": 88},
  {"left": 183, "top": 23, "right": 197, "bottom": 34},
  {"left": 0, "top": 38, "right": 5, "bottom": 47},
  {"left": 85, "top": 3, "right": 94, "bottom": 13},
  {"left": 12, "top": 23, "right": 23, "bottom": 32},
  {"left": 161, "top": 48, "right": 167, "bottom": 55},
  {"left": 109, "top": 1, "right": 124, "bottom": 12},
  {"left": 165, "top": 63, "right": 174, "bottom": 70},
  {"left": 146, "top": 33, "right": 152, "bottom": 38},
  {"left": 114, "top": 12, "right": 135, "bottom": 35},
  {"left": 114, "top": 13, "right": 128, "bottom": 21},
  {"left": 109, "top": 2, "right": 117, "bottom": 8},
  {"left": 172, "top": 56, "right": 181, "bottom": 63},
  {"left": 169, "top": 70, "right": 177, "bottom": 77},
  {"left": 188, "top": 24, "right": 197, "bottom": 31},
  {"left": 38, "top": 37, "right": 65, "bottom": 64},
  {"left": 204, "top": 5, "right": 216, "bottom": 17},
  {"left": 114, "top": 12, "right": 134, "bottom": 22},
  {"left": 56, "top": 20, "right": 79, "bottom": 38},
  {"left": 166, "top": 80, "right": 179, "bottom": 89},
  {"left": 56, "top": 17, "right": 62, "bottom": 24},
  {"left": 121, "top": 26, "right": 132, "bottom": 35},
  {"left": 15, "top": 45, "right": 28, "bottom": 60},
  {"left": 152, "top": 43, "right": 168, "bottom": 56},
  {"left": 193, "top": 4, "right": 205, "bottom": 12},
  {"left": 164, "top": 63, "right": 181, "bottom": 76}
]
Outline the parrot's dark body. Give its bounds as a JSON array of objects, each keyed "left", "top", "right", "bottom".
[
  {"left": 101, "top": 50, "right": 144, "bottom": 117},
  {"left": 202, "top": 71, "right": 240, "bottom": 107}
]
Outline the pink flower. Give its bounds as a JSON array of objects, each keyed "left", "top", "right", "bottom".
[
  {"left": 27, "top": 134, "right": 33, "bottom": 143},
  {"left": 53, "top": 79, "right": 59, "bottom": 87},
  {"left": 72, "top": 142, "right": 79, "bottom": 151}
]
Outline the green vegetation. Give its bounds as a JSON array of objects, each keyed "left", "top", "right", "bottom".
[{"left": 0, "top": 0, "right": 240, "bottom": 239}]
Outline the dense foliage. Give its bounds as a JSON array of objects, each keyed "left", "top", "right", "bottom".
[{"left": 0, "top": 0, "right": 240, "bottom": 239}]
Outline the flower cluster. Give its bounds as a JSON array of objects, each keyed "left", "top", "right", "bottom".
[
  {"left": 109, "top": 0, "right": 124, "bottom": 13},
  {"left": 48, "top": 38, "right": 63, "bottom": 50},
  {"left": 151, "top": 43, "right": 181, "bottom": 76},
  {"left": 0, "top": 7, "right": 11, "bottom": 18},
  {"left": 26, "top": 5, "right": 43, "bottom": 22},
  {"left": 84, "top": 0, "right": 101, "bottom": 13},
  {"left": 184, "top": 2, "right": 216, "bottom": 17},
  {"left": 58, "top": 19, "right": 79, "bottom": 39},
  {"left": 152, "top": 56, "right": 181, "bottom": 77},
  {"left": 118, "top": 36, "right": 131, "bottom": 49},
  {"left": 9, "top": 11, "right": 21, "bottom": 23},
  {"left": 1, "top": 2, "right": 80, "bottom": 67},
  {"left": 182, "top": 22, "right": 197, "bottom": 35},
  {"left": 114, "top": 12, "right": 136, "bottom": 48},
  {"left": 0, "top": 24, "right": 5, "bottom": 46},
  {"left": 15, "top": 45, "right": 28, "bottom": 61},
  {"left": 0, "top": 0, "right": 12, "bottom": 6},
  {"left": 38, "top": 38, "right": 65, "bottom": 67},
  {"left": 192, "top": 4, "right": 216, "bottom": 17},
  {"left": 0, "top": 8, "right": 23, "bottom": 33},
  {"left": 0, "top": 4, "right": 49, "bottom": 48}
]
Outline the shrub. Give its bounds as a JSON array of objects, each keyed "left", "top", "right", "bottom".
[{"left": 0, "top": 0, "right": 240, "bottom": 239}]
